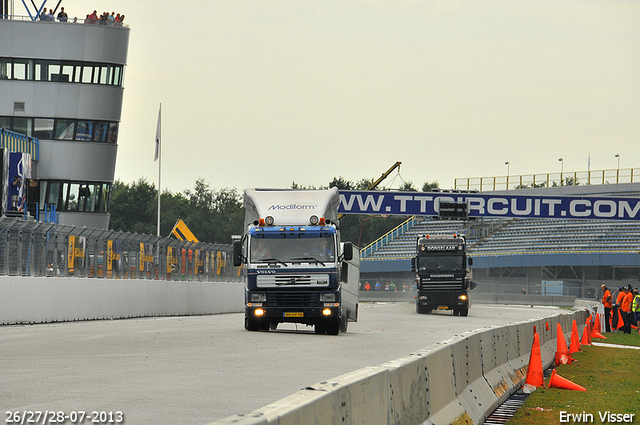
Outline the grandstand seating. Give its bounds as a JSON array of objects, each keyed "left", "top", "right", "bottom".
[{"left": 361, "top": 217, "right": 640, "bottom": 260}]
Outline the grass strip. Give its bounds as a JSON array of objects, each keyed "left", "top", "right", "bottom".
[{"left": 507, "top": 331, "right": 640, "bottom": 424}]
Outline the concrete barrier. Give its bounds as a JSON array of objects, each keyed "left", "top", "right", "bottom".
[
  {"left": 208, "top": 309, "right": 588, "bottom": 425},
  {"left": 358, "top": 290, "right": 577, "bottom": 307},
  {"left": 0, "top": 276, "right": 244, "bottom": 324}
]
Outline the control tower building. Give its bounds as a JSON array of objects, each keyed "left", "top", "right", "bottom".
[{"left": 0, "top": 2, "right": 129, "bottom": 229}]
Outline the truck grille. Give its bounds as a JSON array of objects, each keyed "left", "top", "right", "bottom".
[
  {"left": 257, "top": 273, "right": 330, "bottom": 288},
  {"left": 420, "top": 280, "right": 462, "bottom": 291},
  {"left": 268, "top": 292, "right": 319, "bottom": 307}
]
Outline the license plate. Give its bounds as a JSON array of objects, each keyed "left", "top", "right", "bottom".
[
  {"left": 438, "top": 306, "right": 449, "bottom": 310},
  {"left": 284, "top": 312, "right": 303, "bottom": 318}
]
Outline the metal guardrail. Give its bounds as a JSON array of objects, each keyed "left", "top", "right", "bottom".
[{"left": 0, "top": 216, "right": 242, "bottom": 281}]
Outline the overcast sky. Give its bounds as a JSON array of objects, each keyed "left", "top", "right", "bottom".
[{"left": 36, "top": 0, "right": 640, "bottom": 193}]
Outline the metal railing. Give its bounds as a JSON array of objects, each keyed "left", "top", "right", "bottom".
[
  {"left": 0, "top": 217, "right": 242, "bottom": 281},
  {"left": 0, "top": 128, "right": 40, "bottom": 161},
  {"left": 455, "top": 168, "right": 639, "bottom": 191},
  {"left": 1, "top": 14, "right": 129, "bottom": 27},
  {"left": 360, "top": 216, "right": 418, "bottom": 258}
]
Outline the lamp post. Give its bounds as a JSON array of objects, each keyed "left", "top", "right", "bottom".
[
  {"left": 615, "top": 154, "right": 620, "bottom": 183},
  {"left": 558, "top": 158, "right": 564, "bottom": 186},
  {"left": 505, "top": 161, "right": 510, "bottom": 189}
]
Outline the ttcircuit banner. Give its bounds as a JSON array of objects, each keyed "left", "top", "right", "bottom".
[{"left": 337, "top": 190, "right": 640, "bottom": 221}]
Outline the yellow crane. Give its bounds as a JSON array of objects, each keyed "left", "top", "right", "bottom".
[
  {"left": 366, "top": 161, "right": 402, "bottom": 190},
  {"left": 338, "top": 161, "right": 402, "bottom": 219}
]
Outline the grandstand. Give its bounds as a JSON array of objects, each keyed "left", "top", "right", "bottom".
[{"left": 359, "top": 183, "right": 640, "bottom": 298}]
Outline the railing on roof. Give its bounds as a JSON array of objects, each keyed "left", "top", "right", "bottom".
[
  {"left": 0, "top": 14, "right": 129, "bottom": 27},
  {"left": 0, "top": 128, "right": 39, "bottom": 161},
  {"left": 360, "top": 216, "right": 418, "bottom": 259},
  {"left": 455, "top": 168, "right": 639, "bottom": 191}
]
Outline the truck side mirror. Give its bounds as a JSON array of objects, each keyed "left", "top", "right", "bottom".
[
  {"left": 411, "top": 257, "right": 416, "bottom": 273},
  {"left": 342, "top": 242, "right": 353, "bottom": 261},
  {"left": 233, "top": 240, "right": 243, "bottom": 267},
  {"left": 468, "top": 257, "right": 473, "bottom": 266}
]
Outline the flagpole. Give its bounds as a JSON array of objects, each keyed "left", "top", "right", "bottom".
[{"left": 155, "top": 103, "right": 162, "bottom": 237}]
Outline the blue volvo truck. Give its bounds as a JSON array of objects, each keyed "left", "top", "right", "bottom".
[{"left": 233, "top": 188, "right": 359, "bottom": 335}]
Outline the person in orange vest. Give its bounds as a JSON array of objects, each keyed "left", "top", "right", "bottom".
[
  {"left": 632, "top": 289, "right": 640, "bottom": 335},
  {"left": 601, "top": 284, "right": 612, "bottom": 332},
  {"left": 620, "top": 285, "right": 634, "bottom": 334}
]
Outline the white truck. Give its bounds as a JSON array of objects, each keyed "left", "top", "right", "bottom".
[{"left": 232, "top": 188, "right": 359, "bottom": 335}]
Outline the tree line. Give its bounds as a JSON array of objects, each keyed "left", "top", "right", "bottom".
[{"left": 109, "top": 177, "right": 440, "bottom": 247}]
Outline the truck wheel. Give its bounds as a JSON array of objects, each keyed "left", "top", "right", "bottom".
[
  {"left": 460, "top": 307, "right": 469, "bottom": 317},
  {"left": 416, "top": 304, "right": 428, "bottom": 314},
  {"left": 339, "top": 317, "right": 348, "bottom": 333},
  {"left": 245, "top": 316, "right": 260, "bottom": 331},
  {"left": 327, "top": 319, "right": 340, "bottom": 335},
  {"left": 453, "top": 309, "right": 460, "bottom": 316}
]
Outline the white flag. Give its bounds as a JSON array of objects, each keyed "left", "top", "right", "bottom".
[{"left": 154, "top": 104, "right": 161, "bottom": 161}]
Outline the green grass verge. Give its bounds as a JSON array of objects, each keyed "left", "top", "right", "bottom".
[{"left": 507, "top": 332, "right": 640, "bottom": 424}]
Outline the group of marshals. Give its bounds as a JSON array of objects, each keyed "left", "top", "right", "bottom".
[{"left": 601, "top": 284, "right": 640, "bottom": 335}]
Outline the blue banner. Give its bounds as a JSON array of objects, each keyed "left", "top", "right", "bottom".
[{"left": 338, "top": 190, "right": 640, "bottom": 221}]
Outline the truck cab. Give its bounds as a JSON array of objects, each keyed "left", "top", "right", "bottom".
[
  {"left": 411, "top": 234, "right": 472, "bottom": 316},
  {"left": 233, "top": 188, "right": 359, "bottom": 335}
]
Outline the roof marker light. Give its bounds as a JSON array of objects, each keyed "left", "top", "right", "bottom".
[
  {"left": 265, "top": 216, "right": 275, "bottom": 226},
  {"left": 319, "top": 217, "right": 326, "bottom": 225},
  {"left": 309, "top": 215, "right": 319, "bottom": 225},
  {"left": 258, "top": 218, "right": 266, "bottom": 227}
]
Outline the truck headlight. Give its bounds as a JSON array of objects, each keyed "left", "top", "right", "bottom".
[
  {"left": 458, "top": 294, "right": 468, "bottom": 301},
  {"left": 251, "top": 293, "right": 267, "bottom": 302},
  {"left": 320, "top": 293, "right": 335, "bottom": 302}
]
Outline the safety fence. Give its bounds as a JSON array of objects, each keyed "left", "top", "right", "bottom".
[
  {"left": 0, "top": 216, "right": 242, "bottom": 281},
  {"left": 455, "top": 167, "right": 639, "bottom": 191}
]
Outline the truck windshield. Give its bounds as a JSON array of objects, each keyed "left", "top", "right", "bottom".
[
  {"left": 250, "top": 235, "right": 336, "bottom": 264},
  {"left": 418, "top": 255, "right": 464, "bottom": 272}
]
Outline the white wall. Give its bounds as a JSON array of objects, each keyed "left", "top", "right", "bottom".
[{"left": 0, "top": 276, "right": 244, "bottom": 324}]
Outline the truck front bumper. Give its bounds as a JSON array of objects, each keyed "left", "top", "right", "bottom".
[
  {"left": 246, "top": 303, "right": 340, "bottom": 324},
  {"left": 416, "top": 292, "right": 469, "bottom": 309}
]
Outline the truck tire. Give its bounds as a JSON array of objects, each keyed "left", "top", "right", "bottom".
[
  {"left": 460, "top": 307, "right": 469, "bottom": 317},
  {"left": 327, "top": 319, "right": 340, "bottom": 335},
  {"left": 245, "top": 316, "right": 260, "bottom": 331},
  {"left": 339, "top": 316, "right": 348, "bottom": 333},
  {"left": 416, "top": 303, "right": 429, "bottom": 314}
]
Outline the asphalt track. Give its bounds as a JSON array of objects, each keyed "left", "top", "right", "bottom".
[{"left": 1, "top": 303, "right": 564, "bottom": 424}]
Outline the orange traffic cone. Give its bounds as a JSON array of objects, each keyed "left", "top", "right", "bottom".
[
  {"left": 548, "top": 369, "right": 586, "bottom": 391},
  {"left": 570, "top": 320, "right": 581, "bottom": 353},
  {"left": 595, "top": 314, "right": 602, "bottom": 332},
  {"left": 592, "top": 314, "right": 606, "bottom": 338},
  {"left": 525, "top": 332, "right": 545, "bottom": 388},
  {"left": 555, "top": 323, "right": 572, "bottom": 365},
  {"left": 581, "top": 323, "right": 591, "bottom": 346}
]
